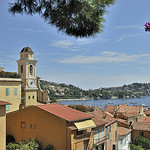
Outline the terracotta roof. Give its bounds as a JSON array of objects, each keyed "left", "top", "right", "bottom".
[
  {"left": 89, "top": 110, "right": 116, "bottom": 127},
  {"left": 142, "top": 116, "right": 150, "bottom": 122},
  {"left": 36, "top": 103, "right": 93, "bottom": 122},
  {"left": 117, "top": 118, "right": 129, "bottom": 124},
  {"left": 21, "top": 47, "right": 34, "bottom": 53},
  {"left": 115, "top": 104, "right": 143, "bottom": 117},
  {"left": 144, "top": 109, "right": 150, "bottom": 116},
  {"left": 88, "top": 110, "right": 107, "bottom": 127},
  {"left": 105, "top": 105, "right": 116, "bottom": 114},
  {"left": 0, "top": 100, "right": 11, "bottom": 106},
  {"left": 117, "top": 127, "right": 131, "bottom": 137},
  {"left": 133, "top": 122, "right": 150, "bottom": 131}
]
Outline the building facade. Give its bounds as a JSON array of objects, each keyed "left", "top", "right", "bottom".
[
  {"left": 0, "top": 101, "right": 10, "bottom": 150},
  {"left": 7, "top": 103, "right": 96, "bottom": 150},
  {"left": 0, "top": 78, "right": 21, "bottom": 112},
  {"left": 17, "top": 47, "right": 38, "bottom": 106},
  {"left": 117, "top": 127, "right": 132, "bottom": 150}
]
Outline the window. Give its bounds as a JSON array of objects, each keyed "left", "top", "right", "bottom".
[
  {"left": 30, "top": 124, "right": 32, "bottom": 129},
  {"left": 21, "top": 65, "right": 23, "bottom": 73},
  {"left": 113, "top": 133, "right": 115, "bottom": 142},
  {"left": 28, "top": 96, "right": 30, "bottom": 99},
  {"left": 14, "top": 88, "right": 17, "bottom": 95},
  {"left": 32, "top": 96, "right": 34, "bottom": 99},
  {"left": 115, "top": 130, "right": 117, "bottom": 141},
  {"left": 21, "top": 122, "right": 26, "bottom": 128},
  {"left": 121, "top": 139, "right": 123, "bottom": 144},
  {"left": 106, "top": 128, "right": 108, "bottom": 135},
  {"left": 6, "top": 88, "right": 9, "bottom": 96},
  {"left": 110, "top": 134, "right": 111, "bottom": 146},
  {"left": 6, "top": 103, "right": 10, "bottom": 111},
  {"left": 139, "top": 132, "right": 144, "bottom": 136},
  {"left": 33, "top": 124, "right": 36, "bottom": 129},
  {"left": 110, "top": 125, "right": 111, "bottom": 132},
  {"left": 29, "top": 65, "right": 33, "bottom": 75}
]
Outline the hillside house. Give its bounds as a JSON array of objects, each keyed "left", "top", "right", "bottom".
[{"left": 7, "top": 103, "right": 96, "bottom": 150}]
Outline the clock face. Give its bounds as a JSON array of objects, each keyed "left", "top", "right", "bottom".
[{"left": 28, "top": 79, "right": 35, "bottom": 87}]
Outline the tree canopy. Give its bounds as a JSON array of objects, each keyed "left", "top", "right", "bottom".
[{"left": 9, "top": 0, "right": 115, "bottom": 37}]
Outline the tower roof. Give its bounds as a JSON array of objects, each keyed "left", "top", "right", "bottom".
[{"left": 21, "top": 47, "right": 34, "bottom": 53}]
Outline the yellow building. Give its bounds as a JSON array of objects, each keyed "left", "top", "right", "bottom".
[
  {"left": 0, "top": 78, "right": 21, "bottom": 112},
  {"left": 0, "top": 101, "right": 11, "bottom": 150},
  {"left": 17, "top": 47, "right": 38, "bottom": 106},
  {"left": 7, "top": 103, "right": 96, "bottom": 150}
]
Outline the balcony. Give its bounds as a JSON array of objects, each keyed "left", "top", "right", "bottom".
[
  {"left": 94, "top": 135, "right": 109, "bottom": 145},
  {"left": 74, "top": 132, "right": 91, "bottom": 140}
]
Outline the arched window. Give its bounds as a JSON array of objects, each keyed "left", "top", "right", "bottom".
[
  {"left": 30, "top": 65, "right": 33, "bottom": 75},
  {"left": 21, "top": 65, "right": 23, "bottom": 74}
]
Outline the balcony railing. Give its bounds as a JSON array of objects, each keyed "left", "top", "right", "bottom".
[
  {"left": 94, "top": 135, "right": 109, "bottom": 145},
  {"left": 74, "top": 132, "right": 91, "bottom": 140}
]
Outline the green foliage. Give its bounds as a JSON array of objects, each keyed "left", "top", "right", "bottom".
[
  {"left": 0, "top": 72, "right": 20, "bottom": 78},
  {"left": 9, "top": 0, "right": 115, "bottom": 37},
  {"left": 40, "top": 80, "right": 150, "bottom": 100},
  {"left": 6, "top": 142, "right": 20, "bottom": 150},
  {"left": 50, "top": 97, "right": 57, "bottom": 103},
  {"left": 6, "top": 138, "right": 42, "bottom": 150},
  {"left": 130, "top": 144, "right": 144, "bottom": 150},
  {"left": 6, "top": 135, "right": 15, "bottom": 145},
  {"left": 134, "top": 136, "right": 150, "bottom": 150},
  {"left": 68, "top": 105, "right": 89, "bottom": 112}
]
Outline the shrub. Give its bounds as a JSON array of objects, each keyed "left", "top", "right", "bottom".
[
  {"left": 134, "top": 136, "right": 150, "bottom": 150},
  {"left": 6, "top": 135, "right": 15, "bottom": 145}
]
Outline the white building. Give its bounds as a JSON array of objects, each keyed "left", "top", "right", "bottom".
[{"left": 117, "top": 127, "right": 132, "bottom": 150}]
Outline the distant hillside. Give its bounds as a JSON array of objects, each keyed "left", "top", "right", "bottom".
[{"left": 39, "top": 80, "right": 150, "bottom": 100}]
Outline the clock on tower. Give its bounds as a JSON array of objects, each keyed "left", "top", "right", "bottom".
[{"left": 17, "top": 47, "right": 38, "bottom": 107}]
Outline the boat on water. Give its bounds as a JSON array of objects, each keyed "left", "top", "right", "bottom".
[
  {"left": 108, "top": 102, "right": 114, "bottom": 104},
  {"left": 140, "top": 103, "right": 148, "bottom": 107},
  {"left": 130, "top": 101, "right": 137, "bottom": 104}
]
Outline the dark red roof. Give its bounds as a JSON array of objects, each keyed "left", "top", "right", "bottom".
[
  {"left": 0, "top": 100, "right": 11, "bottom": 106},
  {"left": 36, "top": 103, "right": 93, "bottom": 122}
]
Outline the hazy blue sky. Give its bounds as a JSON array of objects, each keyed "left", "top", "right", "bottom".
[{"left": 1, "top": 0, "right": 150, "bottom": 89}]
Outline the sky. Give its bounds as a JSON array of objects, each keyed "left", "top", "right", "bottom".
[{"left": 1, "top": 0, "right": 150, "bottom": 90}]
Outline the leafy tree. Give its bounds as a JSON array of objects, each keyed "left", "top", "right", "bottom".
[
  {"left": 68, "top": 104, "right": 89, "bottom": 112},
  {"left": 134, "top": 136, "right": 150, "bottom": 150},
  {"left": 130, "top": 144, "right": 144, "bottom": 150},
  {"left": 50, "top": 97, "right": 57, "bottom": 103},
  {"left": 6, "top": 138, "right": 42, "bottom": 150},
  {"left": 9, "top": 0, "right": 115, "bottom": 37}
]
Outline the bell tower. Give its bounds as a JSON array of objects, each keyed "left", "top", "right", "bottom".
[{"left": 17, "top": 47, "right": 38, "bottom": 106}]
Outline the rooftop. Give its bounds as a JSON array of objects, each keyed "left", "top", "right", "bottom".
[
  {"left": 142, "top": 116, "right": 150, "bottom": 122},
  {"left": 36, "top": 103, "right": 93, "bottom": 122},
  {"left": 21, "top": 47, "right": 34, "bottom": 53},
  {"left": 89, "top": 110, "right": 116, "bottom": 127},
  {"left": 133, "top": 122, "right": 150, "bottom": 131},
  {"left": 0, "top": 100, "right": 11, "bottom": 106},
  {"left": 117, "top": 127, "right": 131, "bottom": 137}
]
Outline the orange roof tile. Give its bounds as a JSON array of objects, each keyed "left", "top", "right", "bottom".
[
  {"left": 0, "top": 100, "right": 11, "bottom": 105},
  {"left": 105, "top": 105, "right": 116, "bottom": 114},
  {"left": 142, "top": 116, "right": 150, "bottom": 122},
  {"left": 89, "top": 110, "right": 116, "bottom": 127},
  {"left": 117, "top": 127, "right": 131, "bottom": 136},
  {"left": 144, "top": 109, "right": 150, "bottom": 116},
  {"left": 36, "top": 103, "right": 93, "bottom": 122},
  {"left": 133, "top": 122, "right": 150, "bottom": 131}
]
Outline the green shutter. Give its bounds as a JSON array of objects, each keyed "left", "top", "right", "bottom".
[
  {"left": 6, "top": 102, "right": 10, "bottom": 111},
  {"left": 6, "top": 88, "right": 9, "bottom": 96},
  {"left": 14, "top": 88, "right": 17, "bottom": 95}
]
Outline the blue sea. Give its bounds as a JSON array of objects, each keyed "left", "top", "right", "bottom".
[{"left": 58, "top": 96, "right": 150, "bottom": 110}]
